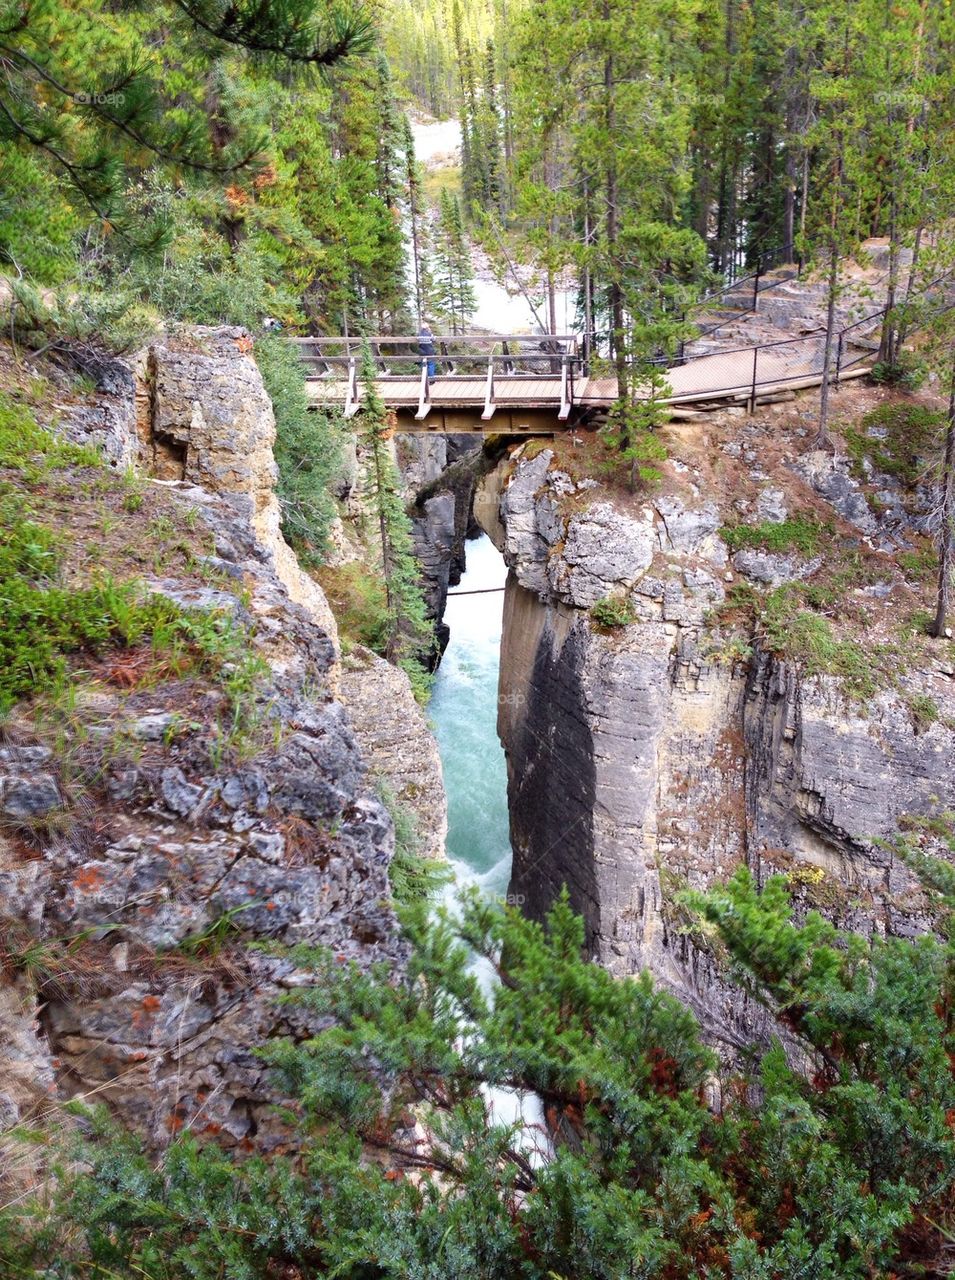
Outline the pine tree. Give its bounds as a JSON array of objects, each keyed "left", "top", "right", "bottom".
[
  {"left": 433, "top": 191, "right": 476, "bottom": 333},
  {"left": 358, "top": 348, "right": 434, "bottom": 692},
  {"left": 4, "top": 854, "right": 954, "bottom": 1276},
  {"left": 0, "top": 0, "right": 373, "bottom": 241},
  {"left": 402, "top": 116, "right": 430, "bottom": 325}
]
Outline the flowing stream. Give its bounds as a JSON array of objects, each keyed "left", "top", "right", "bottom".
[
  {"left": 429, "top": 535, "right": 549, "bottom": 1154},
  {"left": 408, "top": 117, "right": 576, "bottom": 334},
  {"left": 430, "top": 534, "right": 511, "bottom": 914}
]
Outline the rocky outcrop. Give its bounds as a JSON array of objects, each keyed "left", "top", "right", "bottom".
[
  {"left": 406, "top": 438, "right": 487, "bottom": 662},
  {"left": 339, "top": 646, "right": 447, "bottom": 864},
  {"left": 482, "top": 442, "right": 955, "bottom": 1050},
  {"left": 0, "top": 327, "right": 445, "bottom": 1147}
]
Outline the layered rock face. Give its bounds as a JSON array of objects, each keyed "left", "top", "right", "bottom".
[
  {"left": 403, "top": 435, "right": 484, "bottom": 661},
  {"left": 480, "top": 433, "right": 955, "bottom": 1048},
  {"left": 0, "top": 327, "right": 442, "bottom": 1146}
]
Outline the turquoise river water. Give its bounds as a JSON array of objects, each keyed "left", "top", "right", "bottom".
[{"left": 429, "top": 533, "right": 512, "bottom": 900}]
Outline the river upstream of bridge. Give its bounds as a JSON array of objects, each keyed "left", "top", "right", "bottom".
[{"left": 409, "top": 116, "right": 576, "bottom": 333}]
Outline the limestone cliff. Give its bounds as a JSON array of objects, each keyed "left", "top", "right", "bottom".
[
  {"left": 478, "top": 400, "right": 955, "bottom": 1049},
  {"left": 0, "top": 327, "right": 444, "bottom": 1146}
]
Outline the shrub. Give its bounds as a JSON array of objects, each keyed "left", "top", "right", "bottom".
[
  {"left": 590, "top": 594, "right": 636, "bottom": 628},
  {"left": 845, "top": 402, "right": 944, "bottom": 487},
  {"left": 256, "top": 334, "right": 344, "bottom": 563},
  {"left": 721, "top": 514, "right": 829, "bottom": 557},
  {"left": 316, "top": 562, "right": 390, "bottom": 652},
  {"left": 2, "top": 865, "right": 954, "bottom": 1278},
  {"left": 376, "top": 779, "right": 452, "bottom": 907},
  {"left": 870, "top": 354, "right": 927, "bottom": 391}
]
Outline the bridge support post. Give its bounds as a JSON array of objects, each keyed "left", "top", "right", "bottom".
[
  {"left": 343, "top": 357, "right": 360, "bottom": 419},
  {"left": 415, "top": 359, "right": 431, "bottom": 421},
  {"left": 559, "top": 354, "right": 573, "bottom": 421},
  {"left": 481, "top": 355, "right": 496, "bottom": 420},
  {"left": 748, "top": 345, "right": 758, "bottom": 415}
]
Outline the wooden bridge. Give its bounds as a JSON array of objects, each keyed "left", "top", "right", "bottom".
[{"left": 294, "top": 330, "right": 875, "bottom": 434}]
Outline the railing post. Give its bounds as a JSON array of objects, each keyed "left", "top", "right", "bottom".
[
  {"left": 753, "top": 261, "right": 762, "bottom": 312},
  {"left": 343, "top": 357, "right": 360, "bottom": 419},
  {"left": 558, "top": 353, "right": 572, "bottom": 421},
  {"left": 415, "top": 358, "right": 431, "bottom": 421},
  {"left": 834, "top": 331, "right": 844, "bottom": 388},
  {"left": 748, "top": 344, "right": 758, "bottom": 415},
  {"left": 481, "top": 354, "right": 495, "bottom": 421}
]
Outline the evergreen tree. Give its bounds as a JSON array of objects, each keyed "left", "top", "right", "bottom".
[
  {"left": 402, "top": 116, "right": 431, "bottom": 325},
  {"left": 0, "top": 0, "right": 373, "bottom": 243},
  {"left": 433, "top": 191, "right": 476, "bottom": 332},
  {"left": 358, "top": 348, "right": 434, "bottom": 694},
  {"left": 8, "top": 860, "right": 952, "bottom": 1277}
]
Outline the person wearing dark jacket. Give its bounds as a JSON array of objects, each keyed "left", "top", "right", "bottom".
[{"left": 418, "top": 324, "right": 437, "bottom": 381}]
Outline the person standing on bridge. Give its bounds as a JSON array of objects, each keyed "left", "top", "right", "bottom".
[{"left": 418, "top": 323, "right": 437, "bottom": 382}]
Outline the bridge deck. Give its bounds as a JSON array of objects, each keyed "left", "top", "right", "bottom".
[{"left": 299, "top": 331, "right": 872, "bottom": 429}]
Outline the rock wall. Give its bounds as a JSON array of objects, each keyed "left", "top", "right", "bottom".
[
  {"left": 404, "top": 435, "right": 484, "bottom": 662},
  {"left": 0, "top": 327, "right": 446, "bottom": 1148},
  {"left": 480, "top": 440, "right": 955, "bottom": 1049}
]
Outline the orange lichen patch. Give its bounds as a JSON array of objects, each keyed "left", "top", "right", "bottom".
[
  {"left": 73, "top": 865, "right": 104, "bottom": 892},
  {"left": 233, "top": 334, "right": 254, "bottom": 355},
  {"left": 101, "top": 647, "right": 156, "bottom": 688},
  {"left": 141, "top": 994, "right": 161, "bottom": 1013},
  {"left": 252, "top": 163, "right": 277, "bottom": 191}
]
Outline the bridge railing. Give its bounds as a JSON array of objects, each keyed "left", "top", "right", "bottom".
[
  {"left": 294, "top": 334, "right": 581, "bottom": 422},
  {"left": 292, "top": 333, "right": 580, "bottom": 380}
]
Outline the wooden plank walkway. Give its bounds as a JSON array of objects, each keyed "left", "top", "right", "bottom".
[{"left": 300, "top": 331, "right": 872, "bottom": 429}]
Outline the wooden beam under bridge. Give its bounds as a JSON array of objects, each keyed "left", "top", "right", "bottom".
[{"left": 392, "top": 405, "right": 569, "bottom": 434}]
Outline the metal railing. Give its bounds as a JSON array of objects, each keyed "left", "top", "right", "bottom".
[
  {"left": 294, "top": 334, "right": 580, "bottom": 422},
  {"left": 294, "top": 282, "right": 955, "bottom": 419},
  {"left": 680, "top": 244, "right": 803, "bottom": 351}
]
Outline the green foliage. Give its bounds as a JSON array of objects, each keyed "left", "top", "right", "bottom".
[
  {"left": 845, "top": 402, "right": 945, "bottom": 488},
  {"left": 376, "top": 778, "right": 452, "bottom": 907},
  {"left": 432, "top": 190, "right": 477, "bottom": 331},
  {"left": 590, "top": 594, "right": 636, "bottom": 629},
  {"left": 317, "top": 562, "right": 391, "bottom": 652},
  {"left": 689, "top": 867, "right": 955, "bottom": 1217},
  {"left": 2, "top": 876, "right": 953, "bottom": 1277},
  {"left": 256, "top": 335, "right": 343, "bottom": 563},
  {"left": 722, "top": 516, "right": 829, "bottom": 557},
  {"left": 0, "top": 0, "right": 372, "bottom": 254},
  {"left": 898, "top": 542, "right": 939, "bottom": 583},
  {"left": 907, "top": 691, "right": 940, "bottom": 732},
  {"left": 599, "top": 389, "right": 670, "bottom": 488},
  {"left": 0, "top": 395, "right": 267, "bottom": 730},
  {"left": 870, "top": 357, "right": 927, "bottom": 391},
  {"left": 174, "top": 906, "right": 256, "bottom": 958},
  {"left": 760, "top": 587, "right": 878, "bottom": 698},
  {"left": 0, "top": 150, "right": 78, "bottom": 282},
  {"left": 0, "top": 391, "right": 101, "bottom": 477},
  {"left": 6, "top": 277, "right": 159, "bottom": 358},
  {"left": 358, "top": 349, "right": 435, "bottom": 697}
]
